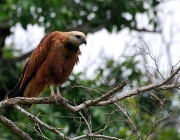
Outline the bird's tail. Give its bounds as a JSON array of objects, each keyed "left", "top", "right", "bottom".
[
  {"left": 4, "top": 77, "right": 32, "bottom": 109},
  {"left": 4, "top": 77, "right": 23, "bottom": 100}
]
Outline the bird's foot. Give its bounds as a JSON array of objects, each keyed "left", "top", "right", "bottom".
[
  {"left": 56, "top": 92, "right": 68, "bottom": 105},
  {"left": 50, "top": 92, "right": 68, "bottom": 105},
  {"left": 50, "top": 92, "right": 59, "bottom": 103}
]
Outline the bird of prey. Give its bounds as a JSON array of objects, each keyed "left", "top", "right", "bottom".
[{"left": 4, "top": 31, "right": 87, "bottom": 108}]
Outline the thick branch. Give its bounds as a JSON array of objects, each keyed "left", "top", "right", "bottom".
[
  {"left": 0, "top": 69, "right": 179, "bottom": 111},
  {"left": 0, "top": 67, "right": 179, "bottom": 139},
  {"left": 0, "top": 65, "right": 179, "bottom": 112},
  {"left": 0, "top": 114, "right": 32, "bottom": 140},
  {"left": 0, "top": 82, "right": 126, "bottom": 112}
]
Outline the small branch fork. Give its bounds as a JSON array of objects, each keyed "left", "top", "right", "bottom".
[{"left": 0, "top": 66, "right": 179, "bottom": 140}]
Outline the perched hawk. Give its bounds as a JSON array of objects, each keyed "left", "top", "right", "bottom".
[{"left": 5, "top": 31, "right": 87, "bottom": 108}]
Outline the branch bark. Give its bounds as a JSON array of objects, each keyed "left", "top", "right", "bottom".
[
  {"left": 13, "top": 105, "right": 69, "bottom": 140},
  {"left": 0, "top": 114, "right": 32, "bottom": 140},
  {"left": 0, "top": 65, "right": 179, "bottom": 139},
  {"left": 71, "top": 133, "right": 122, "bottom": 140},
  {"left": 0, "top": 82, "right": 126, "bottom": 112},
  {"left": 0, "top": 65, "right": 179, "bottom": 112},
  {"left": 96, "top": 66, "right": 180, "bottom": 106}
]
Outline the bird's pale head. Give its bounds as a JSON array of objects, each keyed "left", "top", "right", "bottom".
[{"left": 68, "top": 31, "right": 87, "bottom": 46}]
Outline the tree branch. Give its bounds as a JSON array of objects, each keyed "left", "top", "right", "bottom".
[
  {"left": 71, "top": 133, "right": 123, "bottom": 140},
  {"left": 1, "top": 104, "right": 125, "bottom": 140},
  {"left": 96, "top": 66, "right": 180, "bottom": 106},
  {"left": 0, "top": 82, "right": 126, "bottom": 112},
  {"left": 0, "top": 114, "right": 32, "bottom": 140},
  {"left": 0, "top": 66, "right": 179, "bottom": 139},
  {"left": 13, "top": 105, "right": 69, "bottom": 140},
  {"left": 1, "top": 67, "right": 180, "bottom": 111}
]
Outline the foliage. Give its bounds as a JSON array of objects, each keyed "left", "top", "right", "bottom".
[
  {"left": 0, "top": 0, "right": 160, "bottom": 32},
  {"left": 0, "top": 56, "right": 179, "bottom": 139},
  {"left": 0, "top": 0, "right": 179, "bottom": 140},
  {"left": 0, "top": 0, "right": 161, "bottom": 96},
  {"left": 0, "top": 47, "right": 23, "bottom": 101},
  {"left": 0, "top": 0, "right": 161, "bottom": 103}
]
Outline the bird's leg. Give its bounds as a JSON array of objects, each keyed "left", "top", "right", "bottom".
[
  {"left": 56, "top": 87, "right": 62, "bottom": 98},
  {"left": 56, "top": 87, "right": 68, "bottom": 104},
  {"left": 50, "top": 85, "right": 58, "bottom": 103}
]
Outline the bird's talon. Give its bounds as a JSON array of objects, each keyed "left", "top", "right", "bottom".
[
  {"left": 62, "top": 97, "right": 68, "bottom": 104},
  {"left": 57, "top": 97, "right": 68, "bottom": 105},
  {"left": 51, "top": 93, "right": 58, "bottom": 103}
]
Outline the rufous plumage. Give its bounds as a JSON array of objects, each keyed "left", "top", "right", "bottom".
[{"left": 4, "top": 31, "right": 87, "bottom": 108}]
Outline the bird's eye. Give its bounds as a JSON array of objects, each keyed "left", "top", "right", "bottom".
[{"left": 76, "top": 35, "right": 81, "bottom": 39}]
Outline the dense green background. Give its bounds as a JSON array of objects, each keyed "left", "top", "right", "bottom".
[{"left": 0, "top": 0, "right": 179, "bottom": 139}]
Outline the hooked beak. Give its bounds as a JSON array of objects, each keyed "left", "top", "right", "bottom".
[{"left": 82, "top": 38, "right": 87, "bottom": 45}]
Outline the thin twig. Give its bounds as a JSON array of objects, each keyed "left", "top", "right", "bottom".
[
  {"left": 71, "top": 133, "right": 123, "bottom": 140},
  {"left": 115, "top": 103, "right": 141, "bottom": 140},
  {"left": 173, "top": 72, "right": 180, "bottom": 85},
  {"left": 79, "top": 111, "right": 92, "bottom": 133},
  {"left": 96, "top": 66, "right": 180, "bottom": 106},
  {"left": 144, "top": 102, "right": 164, "bottom": 140},
  {"left": 148, "top": 91, "right": 163, "bottom": 105},
  {"left": 135, "top": 37, "right": 165, "bottom": 79}
]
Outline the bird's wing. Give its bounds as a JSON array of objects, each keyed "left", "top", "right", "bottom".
[{"left": 20, "top": 32, "right": 55, "bottom": 89}]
